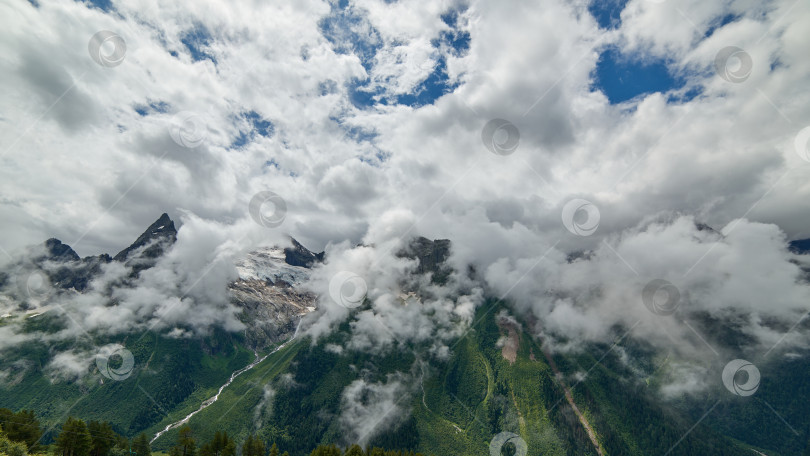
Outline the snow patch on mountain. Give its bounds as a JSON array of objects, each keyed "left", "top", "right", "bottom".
[{"left": 234, "top": 247, "right": 311, "bottom": 286}]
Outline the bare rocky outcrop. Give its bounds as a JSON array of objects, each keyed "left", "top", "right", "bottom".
[
  {"left": 230, "top": 278, "right": 315, "bottom": 349},
  {"left": 229, "top": 245, "right": 318, "bottom": 349}
]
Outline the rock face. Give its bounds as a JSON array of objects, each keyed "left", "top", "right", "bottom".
[
  {"left": 230, "top": 277, "right": 314, "bottom": 349},
  {"left": 113, "top": 213, "right": 178, "bottom": 276},
  {"left": 283, "top": 237, "right": 324, "bottom": 268},
  {"left": 33, "top": 239, "right": 111, "bottom": 292},
  {"left": 50, "top": 254, "right": 111, "bottom": 292},
  {"left": 113, "top": 213, "right": 177, "bottom": 261},
  {"left": 398, "top": 236, "right": 452, "bottom": 284},
  {"left": 230, "top": 245, "right": 317, "bottom": 349},
  {"left": 26, "top": 213, "right": 178, "bottom": 292},
  {"left": 43, "top": 239, "right": 80, "bottom": 262}
]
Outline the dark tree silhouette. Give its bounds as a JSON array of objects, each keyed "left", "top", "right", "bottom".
[{"left": 55, "top": 417, "right": 92, "bottom": 456}]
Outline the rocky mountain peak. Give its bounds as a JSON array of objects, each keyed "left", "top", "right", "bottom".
[
  {"left": 113, "top": 213, "right": 177, "bottom": 263},
  {"left": 695, "top": 222, "right": 722, "bottom": 236},
  {"left": 42, "top": 238, "right": 80, "bottom": 262},
  {"left": 34, "top": 239, "right": 111, "bottom": 292},
  {"left": 283, "top": 237, "right": 324, "bottom": 268},
  {"left": 398, "top": 236, "right": 452, "bottom": 284}
]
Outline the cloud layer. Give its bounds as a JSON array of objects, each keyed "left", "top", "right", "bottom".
[{"left": 1, "top": 0, "right": 810, "bottom": 418}]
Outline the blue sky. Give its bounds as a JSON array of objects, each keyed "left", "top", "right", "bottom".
[
  {"left": 147, "top": 0, "right": 704, "bottom": 111},
  {"left": 319, "top": 0, "right": 700, "bottom": 107},
  {"left": 320, "top": 1, "right": 469, "bottom": 109},
  {"left": 588, "top": 0, "right": 693, "bottom": 104},
  {"left": 593, "top": 46, "right": 689, "bottom": 104},
  {"left": 2, "top": 0, "right": 805, "bottom": 256},
  {"left": 585, "top": 0, "right": 748, "bottom": 104}
]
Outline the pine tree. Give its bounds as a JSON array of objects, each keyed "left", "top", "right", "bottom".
[
  {"left": 267, "top": 442, "right": 277, "bottom": 456},
  {"left": 242, "top": 436, "right": 266, "bottom": 456},
  {"left": 200, "top": 431, "right": 237, "bottom": 456},
  {"left": 169, "top": 426, "right": 196, "bottom": 456},
  {"left": 55, "top": 417, "right": 93, "bottom": 456},
  {"left": 241, "top": 436, "right": 253, "bottom": 456},
  {"left": 309, "top": 445, "right": 340, "bottom": 456},
  {"left": 132, "top": 433, "right": 151, "bottom": 456},
  {"left": 87, "top": 421, "right": 117, "bottom": 456},
  {"left": 0, "top": 434, "right": 29, "bottom": 456},
  {"left": 0, "top": 409, "right": 42, "bottom": 452},
  {"left": 199, "top": 437, "right": 213, "bottom": 456},
  {"left": 115, "top": 435, "right": 130, "bottom": 451},
  {"left": 223, "top": 433, "right": 236, "bottom": 456},
  {"left": 344, "top": 444, "right": 364, "bottom": 456}
]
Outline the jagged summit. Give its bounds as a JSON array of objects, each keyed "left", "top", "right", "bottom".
[
  {"left": 43, "top": 238, "right": 80, "bottom": 262},
  {"left": 113, "top": 213, "right": 177, "bottom": 262},
  {"left": 32, "top": 239, "right": 110, "bottom": 292},
  {"left": 24, "top": 214, "right": 178, "bottom": 289},
  {"left": 37, "top": 213, "right": 177, "bottom": 268},
  {"left": 283, "top": 237, "right": 324, "bottom": 268},
  {"left": 21, "top": 214, "right": 331, "bottom": 297},
  {"left": 397, "top": 236, "right": 452, "bottom": 284}
]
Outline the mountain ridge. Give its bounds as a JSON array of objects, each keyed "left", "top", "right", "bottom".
[
  {"left": 113, "top": 213, "right": 177, "bottom": 262},
  {"left": 1, "top": 216, "right": 809, "bottom": 455}
]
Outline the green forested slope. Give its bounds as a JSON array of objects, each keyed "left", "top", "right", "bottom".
[
  {"left": 142, "top": 301, "right": 765, "bottom": 456},
  {"left": 2, "top": 302, "right": 806, "bottom": 455}
]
